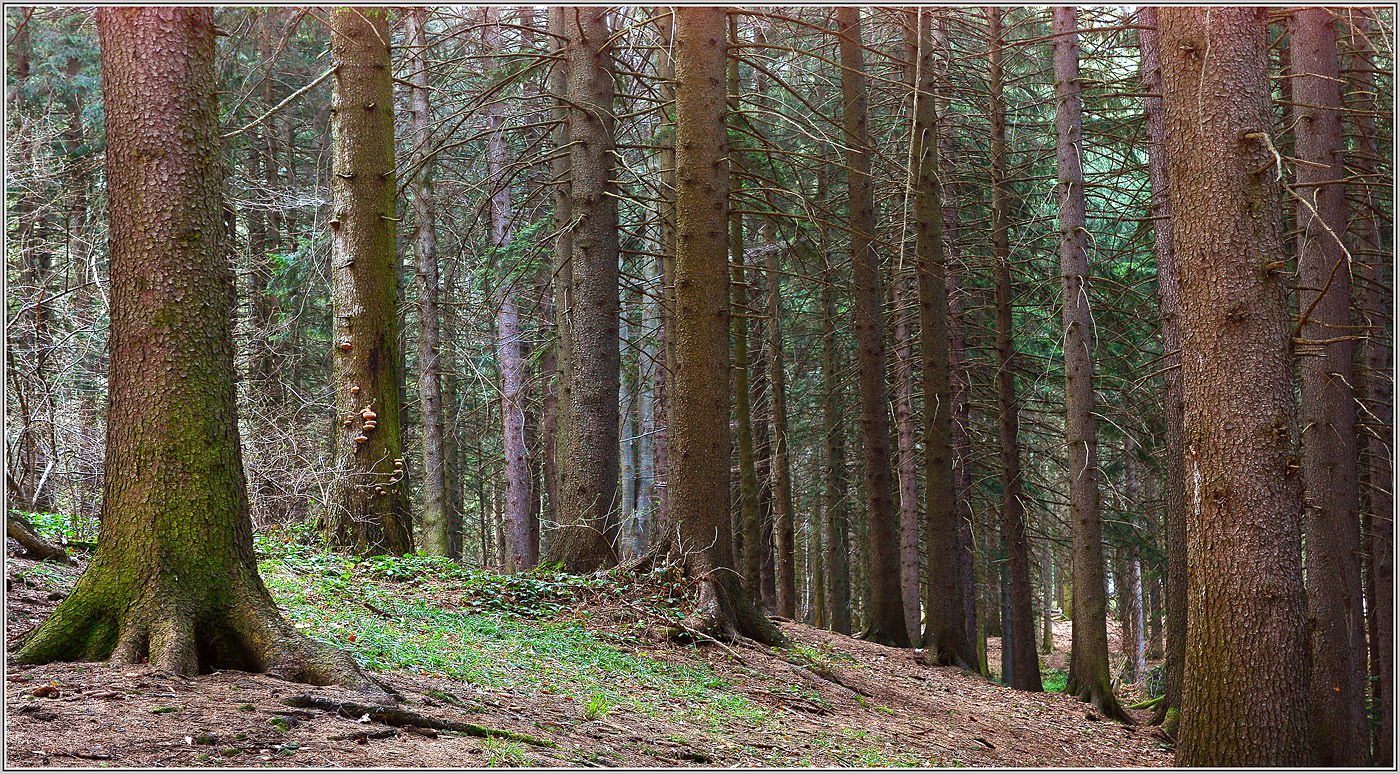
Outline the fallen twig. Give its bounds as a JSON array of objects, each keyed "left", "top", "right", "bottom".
[{"left": 283, "top": 695, "right": 558, "bottom": 748}]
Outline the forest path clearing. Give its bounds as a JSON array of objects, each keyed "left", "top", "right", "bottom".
[{"left": 5, "top": 543, "right": 1171, "bottom": 768}]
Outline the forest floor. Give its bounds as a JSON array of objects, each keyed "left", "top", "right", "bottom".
[{"left": 4, "top": 532, "right": 1172, "bottom": 768}]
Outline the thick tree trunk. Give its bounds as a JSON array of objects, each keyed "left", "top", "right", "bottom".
[
  {"left": 1159, "top": 6, "right": 1314, "bottom": 766},
  {"left": 837, "top": 6, "right": 907, "bottom": 648},
  {"left": 1289, "top": 8, "right": 1368, "bottom": 765},
  {"left": 667, "top": 7, "right": 784, "bottom": 647},
  {"left": 406, "top": 8, "right": 451, "bottom": 558},
  {"left": 906, "top": 7, "right": 975, "bottom": 667},
  {"left": 16, "top": 8, "right": 366, "bottom": 688},
  {"left": 1137, "top": 7, "right": 1185, "bottom": 734},
  {"left": 986, "top": 7, "right": 1041, "bottom": 690},
  {"left": 544, "top": 7, "right": 621, "bottom": 572},
  {"left": 327, "top": 7, "right": 412, "bottom": 557},
  {"left": 1053, "top": 7, "right": 1123, "bottom": 721},
  {"left": 1345, "top": 9, "right": 1393, "bottom": 764}
]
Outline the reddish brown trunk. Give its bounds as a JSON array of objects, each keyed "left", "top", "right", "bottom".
[
  {"left": 1159, "top": 7, "right": 1314, "bottom": 765},
  {"left": 987, "top": 7, "right": 1040, "bottom": 690},
  {"left": 1290, "top": 8, "right": 1367, "bottom": 764},
  {"left": 667, "top": 7, "right": 783, "bottom": 647},
  {"left": 838, "top": 6, "right": 907, "bottom": 648},
  {"left": 1344, "top": 9, "right": 1393, "bottom": 764}
]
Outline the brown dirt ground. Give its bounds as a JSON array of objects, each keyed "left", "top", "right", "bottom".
[{"left": 4, "top": 546, "right": 1172, "bottom": 768}]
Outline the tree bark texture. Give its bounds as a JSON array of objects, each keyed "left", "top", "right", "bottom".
[
  {"left": 327, "top": 6, "right": 412, "bottom": 557},
  {"left": 1344, "top": 9, "right": 1393, "bottom": 764},
  {"left": 667, "top": 7, "right": 784, "bottom": 647},
  {"left": 1159, "top": 6, "right": 1314, "bottom": 766},
  {"left": 1137, "top": 6, "right": 1185, "bottom": 733},
  {"left": 405, "top": 8, "right": 451, "bottom": 558},
  {"left": 728, "top": 22, "right": 763, "bottom": 599},
  {"left": 16, "top": 8, "right": 366, "bottom": 687},
  {"left": 908, "top": 7, "right": 977, "bottom": 668},
  {"left": 765, "top": 217, "right": 797, "bottom": 619},
  {"left": 545, "top": 7, "right": 621, "bottom": 572},
  {"left": 1290, "top": 8, "right": 1367, "bottom": 765},
  {"left": 1053, "top": 6, "right": 1123, "bottom": 721},
  {"left": 484, "top": 7, "right": 533, "bottom": 573},
  {"left": 837, "top": 6, "right": 907, "bottom": 648},
  {"left": 987, "top": 6, "right": 1041, "bottom": 690}
]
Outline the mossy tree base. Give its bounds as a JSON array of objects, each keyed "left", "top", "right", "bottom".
[
  {"left": 13, "top": 560, "right": 369, "bottom": 688},
  {"left": 1065, "top": 671, "right": 1134, "bottom": 725}
]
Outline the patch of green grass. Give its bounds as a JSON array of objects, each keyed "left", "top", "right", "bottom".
[
  {"left": 484, "top": 736, "right": 526, "bottom": 766},
  {"left": 258, "top": 544, "right": 769, "bottom": 727},
  {"left": 582, "top": 693, "right": 610, "bottom": 720},
  {"left": 1041, "top": 669, "right": 1068, "bottom": 694}
]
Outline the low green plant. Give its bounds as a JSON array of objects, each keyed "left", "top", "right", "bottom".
[
  {"left": 582, "top": 693, "right": 610, "bottom": 720},
  {"left": 484, "top": 736, "right": 526, "bottom": 766},
  {"left": 1041, "top": 669, "right": 1069, "bottom": 693}
]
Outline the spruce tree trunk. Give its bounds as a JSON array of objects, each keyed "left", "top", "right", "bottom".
[
  {"left": 1053, "top": 6, "right": 1124, "bottom": 721},
  {"left": 327, "top": 7, "right": 412, "bottom": 557},
  {"left": 1159, "top": 6, "right": 1314, "bottom": 766},
  {"left": 484, "top": 7, "right": 533, "bottom": 573},
  {"left": 17, "top": 8, "right": 366, "bottom": 687},
  {"left": 546, "top": 6, "right": 572, "bottom": 560},
  {"left": 1290, "top": 8, "right": 1367, "bottom": 764},
  {"left": 821, "top": 172, "right": 852, "bottom": 634},
  {"left": 727, "top": 25, "right": 763, "bottom": 597},
  {"left": 1345, "top": 9, "right": 1393, "bottom": 764},
  {"left": 889, "top": 28, "right": 922, "bottom": 638},
  {"left": 545, "top": 7, "right": 621, "bottom": 572},
  {"left": 987, "top": 7, "right": 1041, "bottom": 690},
  {"left": 1137, "top": 6, "right": 1186, "bottom": 734},
  {"left": 667, "top": 7, "right": 783, "bottom": 647},
  {"left": 837, "top": 6, "right": 907, "bottom": 647},
  {"left": 766, "top": 217, "right": 797, "bottom": 619},
  {"left": 650, "top": 8, "right": 676, "bottom": 538},
  {"left": 933, "top": 7, "right": 979, "bottom": 657},
  {"left": 406, "top": 8, "right": 451, "bottom": 558},
  {"left": 907, "top": 7, "right": 977, "bottom": 667}
]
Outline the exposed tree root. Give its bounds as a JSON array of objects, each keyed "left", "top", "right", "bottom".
[
  {"left": 676, "top": 567, "right": 788, "bottom": 648},
  {"left": 11, "top": 569, "right": 377, "bottom": 694},
  {"left": 283, "top": 695, "right": 558, "bottom": 747},
  {"left": 6, "top": 513, "right": 72, "bottom": 565},
  {"left": 1065, "top": 673, "right": 1135, "bottom": 725}
]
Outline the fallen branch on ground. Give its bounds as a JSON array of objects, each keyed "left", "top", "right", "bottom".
[{"left": 282, "top": 695, "right": 557, "bottom": 748}]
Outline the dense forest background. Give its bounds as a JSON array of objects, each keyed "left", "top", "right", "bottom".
[{"left": 4, "top": 5, "right": 1395, "bottom": 768}]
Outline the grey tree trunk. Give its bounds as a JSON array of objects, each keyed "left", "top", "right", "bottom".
[
  {"left": 1053, "top": 6, "right": 1123, "bottom": 721},
  {"left": 405, "top": 8, "right": 450, "bottom": 558}
]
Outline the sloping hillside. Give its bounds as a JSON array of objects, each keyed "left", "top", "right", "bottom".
[{"left": 5, "top": 542, "right": 1171, "bottom": 768}]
